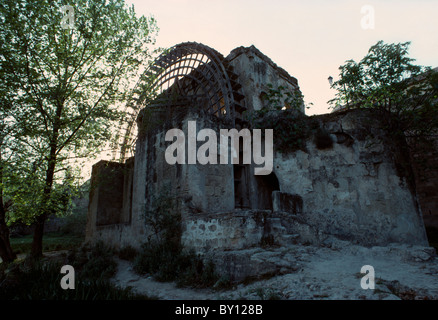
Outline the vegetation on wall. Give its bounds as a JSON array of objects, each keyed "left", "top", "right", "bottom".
[
  {"left": 246, "top": 84, "right": 326, "bottom": 153},
  {"left": 314, "top": 127, "right": 334, "bottom": 150},
  {"left": 134, "top": 186, "right": 219, "bottom": 288},
  {"left": 329, "top": 41, "right": 438, "bottom": 143},
  {"left": 262, "top": 84, "right": 307, "bottom": 112},
  {"left": 329, "top": 40, "right": 438, "bottom": 189}
]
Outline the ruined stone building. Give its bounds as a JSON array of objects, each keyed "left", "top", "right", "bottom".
[{"left": 85, "top": 42, "right": 434, "bottom": 280}]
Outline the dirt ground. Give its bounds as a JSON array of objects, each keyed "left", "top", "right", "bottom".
[{"left": 110, "top": 242, "right": 438, "bottom": 300}]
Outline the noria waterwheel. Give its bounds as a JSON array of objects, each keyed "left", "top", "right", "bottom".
[{"left": 112, "top": 42, "right": 246, "bottom": 162}]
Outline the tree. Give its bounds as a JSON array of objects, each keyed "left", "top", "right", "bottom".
[
  {"left": 0, "top": 123, "right": 17, "bottom": 263},
  {"left": 0, "top": 71, "right": 25, "bottom": 262},
  {"left": 0, "top": 0, "right": 159, "bottom": 259},
  {"left": 329, "top": 41, "right": 438, "bottom": 138}
]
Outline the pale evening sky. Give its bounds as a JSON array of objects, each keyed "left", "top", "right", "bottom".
[{"left": 125, "top": 0, "right": 438, "bottom": 115}]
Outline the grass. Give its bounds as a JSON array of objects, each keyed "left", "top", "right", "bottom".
[
  {"left": 118, "top": 245, "right": 139, "bottom": 262},
  {"left": 0, "top": 240, "right": 154, "bottom": 300},
  {"left": 9, "top": 232, "right": 84, "bottom": 255},
  {"left": 4, "top": 223, "right": 433, "bottom": 300},
  {"left": 132, "top": 240, "right": 220, "bottom": 288}
]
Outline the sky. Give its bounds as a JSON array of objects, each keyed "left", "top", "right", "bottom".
[{"left": 125, "top": 0, "right": 438, "bottom": 115}]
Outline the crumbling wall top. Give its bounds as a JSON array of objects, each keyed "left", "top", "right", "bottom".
[{"left": 226, "top": 45, "right": 298, "bottom": 87}]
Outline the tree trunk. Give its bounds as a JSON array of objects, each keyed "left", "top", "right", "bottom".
[
  {"left": 0, "top": 206, "right": 16, "bottom": 263},
  {"left": 30, "top": 214, "right": 46, "bottom": 259},
  {"left": 29, "top": 105, "right": 61, "bottom": 258},
  {"left": 0, "top": 147, "right": 16, "bottom": 263},
  {"left": 0, "top": 225, "right": 17, "bottom": 263},
  {"left": 29, "top": 159, "right": 55, "bottom": 258}
]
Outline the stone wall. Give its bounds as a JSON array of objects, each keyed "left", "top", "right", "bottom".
[
  {"left": 86, "top": 105, "right": 238, "bottom": 248},
  {"left": 179, "top": 109, "right": 429, "bottom": 254},
  {"left": 85, "top": 45, "right": 430, "bottom": 255},
  {"left": 182, "top": 211, "right": 265, "bottom": 251},
  {"left": 226, "top": 45, "right": 302, "bottom": 113},
  {"left": 411, "top": 136, "right": 438, "bottom": 229},
  {"left": 85, "top": 158, "right": 142, "bottom": 249},
  {"left": 138, "top": 108, "right": 236, "bottom": 218},
  {"left": 86, "top": 104, "right": 429, "bottom": 251},
  {"left": 271, "top": 109, "right": 428, "bottom": 246}
]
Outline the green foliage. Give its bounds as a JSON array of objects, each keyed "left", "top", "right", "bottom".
[
  {"left": 177, "top": 256, "right": 218, "bottom": 288},
  {"left": 0, "top": 0, "right": 160, "bottom": 256},
  {"left": 59, "top": 210, "right": 87, "bottom": 236},
  {"left": 10, "top": 232, "right": 83, "bottom": 255},
  {"left": 329, "top": 41, "right": 438, "bottom": 188},
  {"left": 118, "top": 245, "right": 138, "bottom": 262},
  {"left": 213, "top": 275, "right": 233, "bottom": 290},
  {"left": 329, "top": 41, "right": 438, "bottom": 138},
  {"left": 314, "top": 127, "right": 334, "bottom": 150},
  {"left": 245, "top": 84, "right": 319, "bottom": 154},
  {"left": 71, "top": 241, "right": 117, "bottom": 281},
  {"left": 0, "top": 241, "right": 151, "bottom": 300},
  {"left": 143, "top": 185, "right": 181, "bottom": 245},
  {"left": 134, "top": 186, "right": 219, "bottom": 288},
  {"left": 251, "top": 109, "right": 319, "bottom": 153},
  {"left": 133, "top": 241, "right": 219, "bottom": 288},
  {"left": 3, "top": 168, "right": 77, "bottom": 226},
  {"left": 262, "top": 84, "right": 307, "bottom": 113}
]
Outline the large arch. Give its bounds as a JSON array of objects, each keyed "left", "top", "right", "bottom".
[{"left": 112, "top": 42, "right": 246, "bottom": 161}]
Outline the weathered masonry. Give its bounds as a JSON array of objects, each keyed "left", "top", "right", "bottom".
[{"left": 86, "top": 43, "right": 431, "bottom": 277}]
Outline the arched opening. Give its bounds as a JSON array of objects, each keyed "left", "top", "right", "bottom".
[{"left": 255, "top": 172, "right": 280, "bottom": 210}]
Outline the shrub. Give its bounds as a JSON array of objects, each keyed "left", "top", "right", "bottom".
[
  {"left": 135, "top": 185, "right": 220, "bottom": 288},
  {"left": 142, "top": 186, "right": 181, "bottom": 246},
  {"left": 247, "top": 107, "right": 321, "bottom": 154},
  {"left": 59, "top": 211, "right": 87, "bottom": 236},
  {"left": 213, "top": 275, "right": 233, "bottom": 290},
  {"left": 133, "top": 240, "right": 219, "bottom": 288},
  {"left": 177, "top": 256, "right": 218, "bottom": 288},
  {"left": 118, "top": 245, "right": 138, "bottom": 261},
  {"left": 314, "top": 128, "right": 334, "bottom": 150},
  {"left": 133, "top": 240, "right": 179, "bottom": 280},
  {"left": 245, "top": 84, "right": 318, "bottom": 154},
  {"left": 10, "top": 232, "right": 83, "bottom": 255},
  {"left": 71, "top": 241, "right": 117, "bottom": 281},
  {"left": 0, "top": 257, "right": 149, "bottom": 300}
]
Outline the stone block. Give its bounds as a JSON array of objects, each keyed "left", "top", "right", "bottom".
[{"left": 272, "top": 191, "right": 303, "bottom": 215}]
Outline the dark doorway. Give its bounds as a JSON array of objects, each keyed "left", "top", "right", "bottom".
[
  {"left": 255, "top": 172, "right": 280, "bottom": 210},
  {"left": 234, "top": 164, "right": 250, "bottom": 209}
]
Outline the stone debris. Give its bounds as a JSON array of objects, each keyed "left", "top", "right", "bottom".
[{"left": 111, "top": 242, "right": 438, "bottom": 300}]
